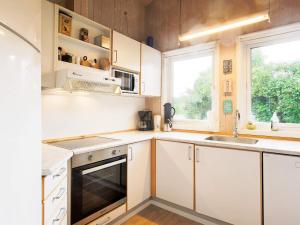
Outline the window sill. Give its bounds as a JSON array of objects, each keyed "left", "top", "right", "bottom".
[{"left": 239, "top": 129, "right": 300, "bottom": 139}]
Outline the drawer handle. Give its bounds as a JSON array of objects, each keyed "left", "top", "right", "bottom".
[
  {"left": 52, "top": 187, "right": 66, "bottom": 202},
  {"left": 52, "top": 207, "right": 66, "bottom": 225},
  {"left": 96, "top": 216, "right": 111, "bottom": 225},
  {"left": 52, "top": 167, "right": 66, "bottom": 179}
]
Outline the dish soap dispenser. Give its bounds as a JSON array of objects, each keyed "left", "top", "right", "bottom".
[{"left": 271, "top": 112, "right": 279, "bottom": 131}]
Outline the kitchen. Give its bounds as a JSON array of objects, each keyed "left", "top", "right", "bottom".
[{"left": 2, "top": 0, "right": 300, "bottom": 225}]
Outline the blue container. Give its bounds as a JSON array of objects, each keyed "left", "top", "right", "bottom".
[{"left": 146, "top": 36, "right": 154, "bottom": 47}]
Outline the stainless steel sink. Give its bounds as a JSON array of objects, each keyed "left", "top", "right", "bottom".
[{"left": 205, "top": 136, "right": 259, "bottom": 144}]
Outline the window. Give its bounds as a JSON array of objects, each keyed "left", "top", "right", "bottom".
[
  {"left": 163, "top": 42, "right": 219, "bottom": 131},
  {"left": 172, "top": 55, "right": 213, "bottom": 120},
  {"left": 250, "top": 40, "right": 300, "bottom": 124},
  {"left": 238, "top": 23, "right": 300, "bottom": 134}
]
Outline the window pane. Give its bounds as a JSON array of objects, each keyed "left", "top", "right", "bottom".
[
  {"left": 251, "top": 40, "right": 300, "bottom": 124},
  {"left": 172, "top": 55, "right": 213, "bottom": 120}
]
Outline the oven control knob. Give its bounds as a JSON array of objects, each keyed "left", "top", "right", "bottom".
[
  {"left": 112, "top": 150, "right": 117, "bottom": 155},
  {"left": 88, "top": 154, "right": 93, "bottom": 161}
]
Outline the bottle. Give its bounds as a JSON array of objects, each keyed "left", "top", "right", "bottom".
[{"left": 271, "top": 112, "right": 279, "bottom": 131}]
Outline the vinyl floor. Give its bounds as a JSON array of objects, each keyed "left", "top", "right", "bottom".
[{"left": 121, "top": 205, "right": 204, "bottom": 225}]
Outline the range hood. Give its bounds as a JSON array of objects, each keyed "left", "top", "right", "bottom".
[{"left": 56, "top": 69, "right": 121, "bottom": 94}]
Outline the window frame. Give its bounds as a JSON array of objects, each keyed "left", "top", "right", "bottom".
[
  {"left": 162, "top": 42, "right": 220, "bottom": 132},
  {"left": 237, "top": 22, "right": 300, "bottom": 134}
]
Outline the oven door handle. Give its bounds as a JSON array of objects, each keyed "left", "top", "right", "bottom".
[{"left": 81, "top": 158, "right": 127, "bottom": 175}]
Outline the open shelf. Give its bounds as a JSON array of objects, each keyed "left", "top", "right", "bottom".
[
  {"left": 54, "top": 4, "right": 112, "bottom": 74},
  {"left": 58, "top": 33, "right": 110, "bottom": 53}
]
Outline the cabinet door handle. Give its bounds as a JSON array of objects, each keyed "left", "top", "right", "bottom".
[
  {"left": 113, "top": 50, "right": 118, "bottom": 63},
  {"left": 196, "top": 148, "right": 200, "bottom": 163},
  {"left": 52, "top": 187, "right": 66, "bottom": 202},
  {"left": 188, "top": 146, "right": 192, "bottom": 160},
  {"left": 52, "top": 167, "right": 66, "bottom": 179},
  {"left": 52, "top": 207, "right": 66, "bottom": 225},
  {"left": 96, "top": 216, "right": 111, "bottom": 225},
  {"left": 129, "top": 146, "right": 133, "bottom": 161}
]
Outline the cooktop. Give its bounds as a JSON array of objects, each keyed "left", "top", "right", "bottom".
[{"left": 49, "top": 136, "right": 119, "bottom": 150}]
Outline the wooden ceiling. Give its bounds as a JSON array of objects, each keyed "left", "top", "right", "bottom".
[{"left": 141, "top": 0, "right": 153, "bottom": 6}]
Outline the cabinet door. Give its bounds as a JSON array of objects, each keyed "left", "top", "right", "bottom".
[
  {"left": 141, "top": 44, "right": 161, "bottom": 96},
  {"left": 156, "top": 140, "right": 194, "bottom": 209},
  {"left": 112, "top": 31, "right": 140, "bottom": 72},
  {"left": 127, "top": 141, "right": 151, "bottom": 210},
  {"left": 264, "top": 153, "right": 300, "bottom": 225},
  {"left": 195, "top": 146, "right": 261, "bottom": 225}
]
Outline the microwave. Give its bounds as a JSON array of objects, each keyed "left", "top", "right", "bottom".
[{"left": 112, "top": 69, "right": 139, "bottom": 94}]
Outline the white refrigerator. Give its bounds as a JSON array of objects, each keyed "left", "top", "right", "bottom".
[{"left": 0, "top": 1, "right": 41, "bottom": 225}]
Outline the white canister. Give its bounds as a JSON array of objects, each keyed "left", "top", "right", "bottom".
[{"left": 154, "top": 115, "right": 161, "bottom": 132}]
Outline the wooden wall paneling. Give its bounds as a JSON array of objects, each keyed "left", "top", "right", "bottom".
[
  {"left": 145, "top": 97, "right": 161, "bottom": 115},
  {"left": 63, "top": 0, "right": 146, "bottom": 42},
  {"left": 145, "top": 0, "right": 300, "bottom": 132},
  {"left": 219, "top": 44, "right": 237, "bottom": 133},
  {"left": 87, "top": 0, "right": 94, "bottom": 20},
  {"left": 91, "top": 0, "right": 114, "bottom": 28}
]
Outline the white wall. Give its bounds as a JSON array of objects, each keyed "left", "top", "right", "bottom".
[{"left": 42, "top": 93, "right": 146, "bottom": 139}]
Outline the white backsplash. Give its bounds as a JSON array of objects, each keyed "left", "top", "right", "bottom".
[{"left": 42, "top": 93, "right": 145, "bottom": 139}]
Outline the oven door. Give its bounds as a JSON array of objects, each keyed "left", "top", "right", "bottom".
[
  {"left": 71, "top": 155, "right": 127, "bottom": 225},
  {"left": 114, "top": 70, "right": 135, "bottom": 93}
]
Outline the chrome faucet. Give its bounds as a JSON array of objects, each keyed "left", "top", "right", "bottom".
[{"left": 233, "top": 110, "right": 240, "bottom": 138}]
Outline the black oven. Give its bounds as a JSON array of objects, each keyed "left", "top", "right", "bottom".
[{"left": 71, "top": 145, "right": 127, "bottom": 225}]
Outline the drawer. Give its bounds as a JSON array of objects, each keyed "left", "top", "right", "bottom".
[
  {"left": 61, "top": 215, "right": 67, "bottom": 225},
  {"left": 43, "top": 162, "right": 67, "bottom": 199},
  {"left": 46, "top": 195, "right": 67, "bottom": 225},
  {"left": 88, "top": 204, "right": 126, "bottom": 225},
  {"left": 44, "top": 177, "right": 67, "bottom": 223}
]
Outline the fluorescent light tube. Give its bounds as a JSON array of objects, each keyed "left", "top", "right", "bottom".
[{"left": 179, "top": 11, "right": 270, "bottom": 41}]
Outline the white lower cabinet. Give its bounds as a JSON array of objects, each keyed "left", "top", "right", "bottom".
[
  {"left": 127, "top": 141, "right": 151, "bottom": 210},
  {"left": 195, "top": 146, "right": 261, "bottom": 225},
  {"left": 42, "top": 161, "right": 68, "bottom": 225},
  {"left": 156, "top": 140, "right": 194, "bottom": 209},
  {"left": 264, "top": 153, "right": 300, "bottom": 225}
]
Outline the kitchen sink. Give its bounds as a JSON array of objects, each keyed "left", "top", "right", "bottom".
[{"left": 205, "top": 136, "right": 259, "bottom": 144}]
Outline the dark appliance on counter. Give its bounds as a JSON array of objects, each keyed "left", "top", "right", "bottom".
[
  {"left": 163, "top": 103, "right": 176, "bottom": 131},
  {"left": 138, "top": 110, "right": 153, "bottom": 131},
  {"left": 48, "top": 137, "right": 127, "bottom": 225}
]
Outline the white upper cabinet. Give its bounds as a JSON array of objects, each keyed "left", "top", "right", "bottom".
[
  {"left": 195, "top": 146, "right": 261, "bottom": 225},
  {"left": 0, "top": 0, "right": 41, "bottom": 50},
  {"left": 156, "top": 140, "right": 194, "bottom": 209},
  {"left": 112, "top": 31, "right": 140, "bottom": 72},
  {"left": 141, "top": 44, "right": 161, "bottom": 96},
  {"left": 127, "top": 141, "right": 151, "bottom": 210},
  {"left": 264, "top": 153, "right": 300, "bottom": 225}
]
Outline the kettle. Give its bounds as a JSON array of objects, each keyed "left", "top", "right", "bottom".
[{"left": 163, "top": 103, "right": 176, "bottom": 131}]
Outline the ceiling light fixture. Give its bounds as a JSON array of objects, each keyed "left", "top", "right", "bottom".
[{"left": 179, "top": 11, "right": 270, "bottom": 42}]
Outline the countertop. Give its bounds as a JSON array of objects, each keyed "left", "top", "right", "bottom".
[
  {"left": 42, "top": 131, "right": 300, "bottom": 176},
  {"left": 72, "top": 131, "right": 300, "bottom": 156},
  {"left": 42, "top": 144, "right": 73, "bottom": 176}
]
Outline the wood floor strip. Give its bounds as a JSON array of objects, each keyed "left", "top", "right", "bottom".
[{"left": 121, "top": 205, "right": 204, "bottom": 225}]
